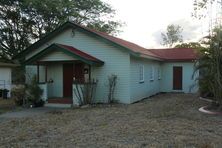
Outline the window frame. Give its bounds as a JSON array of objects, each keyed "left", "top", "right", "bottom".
[
  {"left": 158, "top": 68, "right": 161, "bottom": 80},
  {"left": 150, "top": 66, "right": 155, "bottom": 81},
  {"left": 139, "top": 65, "right": 145, "bottom": 83}
]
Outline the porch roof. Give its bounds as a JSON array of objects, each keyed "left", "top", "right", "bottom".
[{"left": 24, "top": 43, "right": 104, "bottom": 66}]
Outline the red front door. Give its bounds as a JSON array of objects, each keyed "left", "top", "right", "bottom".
[
  {"left": 63, "top": 63, "right": 74, "bottom": 98},
  {"left": 74, "top": 63, "right": 84, "bottom": 83},
  {"left": 173, "top": 66, "right": 183, "bottom": 90},
  {"left": 63, "top": 63, "right": 85, "bottom": 98}
]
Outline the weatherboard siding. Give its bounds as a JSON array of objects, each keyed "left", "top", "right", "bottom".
[
  {"left": 25, "top": 28, "right": 131, "bottom": 103},
  {"left": 39, "top": 51, "right": 76, "bottom": 61},
  {"left": 160, "top": 62, "right": 198, "bottom": 93},
  {"left": 130, "top": 57, "right": 161, "bottom": 103}
]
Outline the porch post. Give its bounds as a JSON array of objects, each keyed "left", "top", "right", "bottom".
[
  {"left": 89, "top": 64, "right": 91, "bottom": 81},
  {"left": 45, "top": 65, "right": 47, "bottom": 83},
  {"left": 37, "top": 62, "right": 39, "bottom": 83}
]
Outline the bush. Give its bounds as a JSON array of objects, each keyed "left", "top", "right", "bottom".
[
  {"left": 11, "top": 85, "right": 26, "bottom": 106},
  {"left": 26, "top": 76, "right": 44, "bottom": 107},
  {"left": 11, "top": 75, "right": 44, "bottom": 107}
]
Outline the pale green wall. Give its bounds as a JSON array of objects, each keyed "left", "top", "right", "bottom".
[
  {"left": 39, "top": 51, "right": 76, "bottom": 61},
  {"left": 160, "top": 62, "right": 198, "bottom": 93},
  {"left": 25, "top": 28, "right": 131, "bottom": 103},
  {"left": 25, "top": 28, "right": 198, "bottom": 104},
  {"left": 130, "top": 56, "right": 161, "bottom": 103},
  {"left": 47, "top": 63, "right": 63, "bottom": 98}
]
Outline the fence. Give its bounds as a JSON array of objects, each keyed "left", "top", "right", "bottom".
[{"left": 0, "top": 80, "right": 5, "bottom": 89}]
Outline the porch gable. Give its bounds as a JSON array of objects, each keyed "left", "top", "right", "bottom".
[{"left": 24, "top": 43, "right": 104, "bottom": 66}]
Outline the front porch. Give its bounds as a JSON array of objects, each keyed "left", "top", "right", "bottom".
[{"left": 24, "top": 44, "right": 104, "bottom": 106}]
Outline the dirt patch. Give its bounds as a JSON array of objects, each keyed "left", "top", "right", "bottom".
[{"left": 0, "top": 93, "right": 222, "bottom": 147}]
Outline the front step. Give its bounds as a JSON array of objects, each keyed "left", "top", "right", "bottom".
[
  {"left": 48, "top": 98, "right": 73, "bottom": 104},
  {"left": 45, "top": 103, "right": 72, "bottom": 108}
]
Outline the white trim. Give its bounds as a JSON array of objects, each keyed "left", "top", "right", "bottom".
[
  {"left": 139, "top": 65, "right": 144, "bottom": 83},
  {"left": 150, "top": 66, "right": 155, "bottom": 81},
  {"left": 158, "top": 68, "right": 161, "bottom": 80}
]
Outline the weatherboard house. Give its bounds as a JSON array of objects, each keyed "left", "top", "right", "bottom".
[{"left": 15, "top": 21, "right": 198, "bottom": 106}]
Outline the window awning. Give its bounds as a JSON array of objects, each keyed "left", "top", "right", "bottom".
[{"left": 24, "top": 43, "right": 104, "bottom": 66}]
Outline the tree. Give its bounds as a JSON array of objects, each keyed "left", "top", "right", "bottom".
[
  {"left": 0, "top": 0, "right": 122, "bottom": 60},
  {"left": 174, "top": 42, "right": 203, "bottom": 49},
  {"left": 193, "top": 0, "right": 216, "bottom": 19},
  {"left": 161, "top": 24, "right": 183, "bottom": 47},
  {"left": 195, "top": 27, "right": 222, "bottom": 108}
]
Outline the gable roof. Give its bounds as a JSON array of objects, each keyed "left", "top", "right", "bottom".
[
  {"left": 24, "top": 43, "right": 104, "bottom": 66},
  {"left": 14, "top": 21, "right": 198, "bottom": 62}
]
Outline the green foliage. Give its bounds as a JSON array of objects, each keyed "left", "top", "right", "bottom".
[
  {"left": 174, "top": 42, "right": 203, "bottom": 49},
  {"left": 26, "top": 75, "right": 43, "bottom": 106},
  {"left": 0, "top": 0, "right": 122, "bottom": 60},
  {"left": 195, "top": 27, "right": 222, "bottom": 105},
  {"left": 161, "top": 24, "right": 183, "bottom": 47},
  {"left": 193, "top": 0, "right": 215, "bottom": 19}
]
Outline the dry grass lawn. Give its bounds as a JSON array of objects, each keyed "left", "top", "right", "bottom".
[{"left": 0, "top": 93, "right": 222, "bottom": 147}]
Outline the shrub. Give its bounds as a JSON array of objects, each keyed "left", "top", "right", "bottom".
[
  {"left": 26, "top": 75, "right": 44, "bottom": 107},
  {"left": 11, "top": 85, "right": 26, "bottom": 106},
  {"left": 73, "top": 79, "right": 98, "bottom": 106},
  {"left": 108, "top": 74, "right": 117, "bottom": 103},
  {"left": 195, "top": 27, "right": 222, "bottom": 107}
]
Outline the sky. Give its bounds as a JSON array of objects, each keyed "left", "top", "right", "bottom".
[{"left": 103, "top": 0, "right": 211, "bottom": 48}]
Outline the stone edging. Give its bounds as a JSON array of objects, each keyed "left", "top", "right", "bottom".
[
  {"left": 199, "top": 97, "right": 213, "bottom": 103},
  {"left": 199, "top": 106, "right": 222, "bottom": 115}
]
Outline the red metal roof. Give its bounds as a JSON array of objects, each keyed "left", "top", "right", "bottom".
[
  {"left": 148, "top": 48, "right": 198, "bottom": 61},
  {"left": 56, "top": 44, "right": 104, "bottom": 63},
  {"left": 75, "top": 24, "right": 160, "bottom": 59},
  {"left": 17, "top": 21, "right": 199, "bottom": 62},
  {"left": 76, "top": 24, "right": 198, "bottom": 61}
]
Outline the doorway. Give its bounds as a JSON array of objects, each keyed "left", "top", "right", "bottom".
[{"left": 173, "top": 66, "right": 183, "bottom": 90}]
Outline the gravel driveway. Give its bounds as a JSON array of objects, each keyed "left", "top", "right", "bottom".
[{"left": 0, "top": 93, "right": 221, "bottom": 147}]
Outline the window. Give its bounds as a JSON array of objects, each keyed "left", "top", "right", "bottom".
[
  {"left": 150, "top": 66, "right": 154, "bottom": 81},
  {"left": 139, "top": 65, "right": 144, "bottom": 82},
  {"left": 158, "top": 68, "right": 161, "bottom": 80}
]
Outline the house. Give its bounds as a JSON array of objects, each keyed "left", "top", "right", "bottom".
[
  {"left": 0, "top": 62, "right": 18, "bottom": 98},
  {"left": 15, "top": 21, "right": 199, "bottom": 106}
]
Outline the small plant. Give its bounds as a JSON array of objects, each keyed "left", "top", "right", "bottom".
[
  {"left": 26, "top": 75, "right": 44, "bottom": 107},
  {"left": 73, "top": 79, "right": 98, "bottom": 106},
  {"left": 108, "top": 74, "right": 117, "bottom": 103}
]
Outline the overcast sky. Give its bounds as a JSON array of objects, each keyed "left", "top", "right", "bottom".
[{"left": 103, "top": 0, "right": 211, "bottom": 48}]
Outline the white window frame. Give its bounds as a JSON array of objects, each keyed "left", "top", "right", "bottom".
[
  {"left": 158, "top": 68, "right": 161, "bottom": 80},
  {"left": 139, "top": 65, "right": 144, "bottom": 83},
  {"left": 150, "top": 66, "right": 155, "bottom": 81}
]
